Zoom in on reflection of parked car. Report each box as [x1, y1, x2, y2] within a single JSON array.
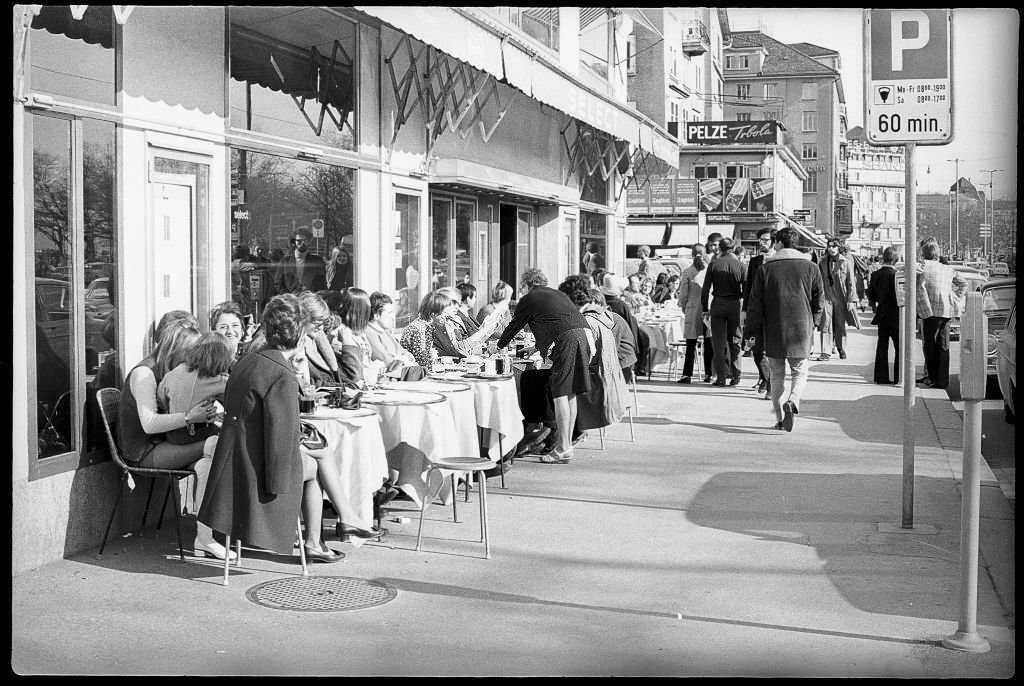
[[948, 266, 990, 340], [36, 276, 112, 373], [979, 277, 1016, 380], [989, 261, 1010, 277]]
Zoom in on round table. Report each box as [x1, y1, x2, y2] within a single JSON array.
[[639, 313, 685, 372], [299, 406, 390, 546]]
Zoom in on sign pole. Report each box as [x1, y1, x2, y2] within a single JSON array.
[[902, 143, 917, 528]]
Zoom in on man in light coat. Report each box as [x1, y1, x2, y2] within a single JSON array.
[[743, 226, 824, 432], [916, 237, 968, 389], [817, 237, 857, 359]]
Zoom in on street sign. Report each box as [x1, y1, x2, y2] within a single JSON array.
[[864, 9, 953, 145], [978, 223, 991, 238], [311, 218, 325, 238]]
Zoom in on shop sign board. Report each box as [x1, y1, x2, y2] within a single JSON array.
[[674, 178, 698, 213], [649, 177, 674, 214], [864, 9, 953, 145], [685, 121, 783, 145]]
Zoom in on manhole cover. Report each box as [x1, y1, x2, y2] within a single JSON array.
[[245, 576, 397, 612]]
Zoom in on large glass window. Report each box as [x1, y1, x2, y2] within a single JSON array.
[[229, 7, 356, 151], [230, 149, 355, 314], [581, 169, 609, 205], [578, 8, 610, 79], [29, 5, 116, 107], [431, 197, 452, 290], [393, 193, 421, 328], [32, 114, 118, 461], [579, 211, 606, 276]]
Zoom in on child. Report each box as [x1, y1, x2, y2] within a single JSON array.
[[157, 332, 232, 446]]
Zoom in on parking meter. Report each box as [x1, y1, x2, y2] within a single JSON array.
[[960, 292, 987, 400]]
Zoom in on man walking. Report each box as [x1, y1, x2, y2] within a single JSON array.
[[743, 226, 824, 432], [916, 237, 967, 389], [818, 237, 857, 359], [701, 237, 745, 386], [274, 228, 327, 295], [866, 247, 900, 384], [743, 227, 775, 395]]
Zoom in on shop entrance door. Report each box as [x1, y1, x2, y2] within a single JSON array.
[[499, 204, 534, 289], [148, 180, 195, 317]]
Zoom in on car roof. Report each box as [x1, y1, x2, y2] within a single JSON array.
[[980, 277, 1017, 291]]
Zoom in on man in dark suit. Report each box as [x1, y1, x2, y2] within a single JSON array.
[[866, 246, 901, 384], [702, 237, 746, 386], [743, 227, 775, 394], [274, 228, 327, 295]]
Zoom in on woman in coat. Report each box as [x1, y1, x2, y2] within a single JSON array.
[[675, 245, 713, 383], [198, 294, 342, 562], [818, 238, 857, 359]]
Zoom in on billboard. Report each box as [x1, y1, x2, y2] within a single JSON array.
[[685, 121, 783, 145], [628, 177, 774, 215]]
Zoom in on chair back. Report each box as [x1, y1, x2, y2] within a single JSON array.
[[95, 387, 133, 472]]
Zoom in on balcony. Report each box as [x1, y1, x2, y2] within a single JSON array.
[[681, 20, 710, 56]]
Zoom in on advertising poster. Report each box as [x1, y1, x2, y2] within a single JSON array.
[[750, 178, 774, 212], [626, 184, 650, 213], [698, 178, 723, 212], [649, 177, 674, 214], [674, 178, 699, 213], [723, 178, 751, 212]]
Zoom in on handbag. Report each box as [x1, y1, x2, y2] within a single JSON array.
[[844, 303, 862, 330], [339, 381, 363, 410], [299, 420, 328, 450]]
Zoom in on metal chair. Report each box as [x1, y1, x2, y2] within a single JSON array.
[[417, 456, 495, 559], [665, 341, 688, 379], [222, 518, 307, 586], [95, 387, 193, 560]]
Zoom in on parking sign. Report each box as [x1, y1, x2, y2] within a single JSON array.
[[864, 9, 953, 145]]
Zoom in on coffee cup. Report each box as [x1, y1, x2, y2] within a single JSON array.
[[484, 358, 497, 375]]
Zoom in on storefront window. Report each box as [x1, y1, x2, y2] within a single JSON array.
[[229, 7, 356, 151], [29, 5, 116, 107], [230, 149, 355, 315], [431, 197, 452, 290], [32, 114, 118, 460], [394, 193, 421, 328], [580, 211, 606, 276], [580, 170, 608, 205], [455, 201, 474, 284]]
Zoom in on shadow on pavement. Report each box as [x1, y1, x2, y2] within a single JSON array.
[[686, 471, 1008, 626]]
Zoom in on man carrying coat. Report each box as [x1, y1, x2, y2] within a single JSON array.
[[743, 226, 824, 432]]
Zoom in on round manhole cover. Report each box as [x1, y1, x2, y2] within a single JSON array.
[[245, 576, 397, 612]]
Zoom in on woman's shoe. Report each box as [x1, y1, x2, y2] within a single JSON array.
[[676, 376, 691, 384], [537, 447, 570, 464], [336, 523, 385, 542], [194, 538, 237, 561], [304, 542, 344, 563]]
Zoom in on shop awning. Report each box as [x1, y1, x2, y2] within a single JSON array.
[[355, 5, 678, 168], [778, 214, 828, 248]]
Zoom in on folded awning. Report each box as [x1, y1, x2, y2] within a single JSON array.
[[778, 214, 828, 248], [355, 5, 677, 168]]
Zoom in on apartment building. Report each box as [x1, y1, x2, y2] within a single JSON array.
[[844, 126, 905, 256]]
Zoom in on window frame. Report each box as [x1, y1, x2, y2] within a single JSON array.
[[801, 142, 818, 159], [801, 81, 817, 100], [736, 83, 751, 101], [801, 110, 817, 132]]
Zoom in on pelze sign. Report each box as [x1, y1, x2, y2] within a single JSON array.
[[685, 121, 782, 145]]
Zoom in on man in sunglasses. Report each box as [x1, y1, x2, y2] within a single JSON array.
[[274, 227, 327, 295]]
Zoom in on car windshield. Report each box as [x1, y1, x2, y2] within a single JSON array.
[[983, 287, 1016, 313]]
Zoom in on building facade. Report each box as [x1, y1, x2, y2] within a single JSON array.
[[12, 5, 678, 573], [721, 32, 852, 237], [844, 126, 905, 256]]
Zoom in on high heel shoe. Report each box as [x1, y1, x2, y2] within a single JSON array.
[[336, 523, 386, 542], [194, 538, 237, 561], [303, 541, 345, 563], [538, 447, 572, 464]]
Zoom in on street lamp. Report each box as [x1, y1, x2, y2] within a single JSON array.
[[980, 169, 1002, 260], [947, 158, 960, 257]]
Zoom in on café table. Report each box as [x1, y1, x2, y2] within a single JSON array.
[[360, 387, 464, 509], [638, 309, 685, 374], [298, 405, 390, 546], [427, 369, 525, 462]]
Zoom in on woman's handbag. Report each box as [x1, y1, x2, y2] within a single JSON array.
[[339, 382, 364, 410], [844, 303, 862, 330], [299, 420, 328, 450]]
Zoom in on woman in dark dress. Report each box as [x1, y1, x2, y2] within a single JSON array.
[[198, 294, 342, 563], [496, 268, 594, 463]]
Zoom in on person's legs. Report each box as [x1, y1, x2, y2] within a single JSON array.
[[710, 314, 728, 382], [873, 328, 891, 383], [725, 301, 742, 381], [932, 317, 951, 388], [767, 357, 786, 423], [552, 394, 576, 454], [702, 325, 714, 379], [752, 338, 767, 387], [681, 338, 696, 377], [300, 454, 325, 549], [921, 316, 938, 382], [787, 357, 810, 411], [832, 299, 847, 355], [892, 327, 900, 384]]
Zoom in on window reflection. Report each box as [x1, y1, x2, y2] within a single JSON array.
[[431, 197, 451, 290], [230, 149, 356, 316], [229, 8, 356, 150], [394, 193, 421, 329], [30, 5, 115, 107]]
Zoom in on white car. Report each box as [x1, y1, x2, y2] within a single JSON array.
[[997, 303, 1015, 422]]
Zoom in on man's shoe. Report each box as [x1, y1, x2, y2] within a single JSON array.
[[772, 421, 785, 430], [839, 350, 847, 360], [729, 377, 741, 386], [676, 376, 691, 384], [712, 379, 727, 387], [781, 401, 795, 432], [516, 425, 551, 455], [703, 375, 713, 383]]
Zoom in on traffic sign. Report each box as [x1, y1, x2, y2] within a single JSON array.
[[864, 9, 953, 145], [311, 218, 325, 238]]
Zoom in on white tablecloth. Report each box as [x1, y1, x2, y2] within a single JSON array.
[[461, 376, 525, 461], [362, 388, 464, 509], [639, 314, 685, 370], [299, 406, 390, 546]]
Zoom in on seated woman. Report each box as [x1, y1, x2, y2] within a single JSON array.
[[320, 287, 385, 387], [198, 294, 344, 563], [652, 274, 680, 304], [400, 291, 449, 367], [365, 292, 427, 381], [157, 332, 231, 449], [631, 276, 656, 311], [475, 281, 514, 340], [432, 286, 509, 360], [118, 311, 230, 559], [296, 291, 341, 386], [209, 300, 249, 366]]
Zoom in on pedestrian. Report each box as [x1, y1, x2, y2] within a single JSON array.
[[274, 228, 327, 295], [701, 236, 745, 386], [743, 226, 824, 432], [817, 237, 857, 359], [743, 227, 775, 395], [916, 237, 968, 389], [600, 273, 647, 378], [581, 241, 605, 276], [867, 247, 901, 384], [675, 244, 713, 384], [496, 268, 594, 463], [324, 245, 353, 291]]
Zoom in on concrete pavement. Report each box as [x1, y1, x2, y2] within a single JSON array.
[[11, 315, 1014, 676]]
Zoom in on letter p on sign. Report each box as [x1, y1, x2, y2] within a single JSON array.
[[890, 10, 929, 71]]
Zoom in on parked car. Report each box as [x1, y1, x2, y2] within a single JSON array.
[[949, 266, 991, 340], [996, 302, 1015, 422], [989, 261, 1010, 277], [979, 277, 1016, 380]]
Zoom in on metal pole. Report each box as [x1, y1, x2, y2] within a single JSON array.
[[902, 143, 917, 528], [942, 399, 991, 652]]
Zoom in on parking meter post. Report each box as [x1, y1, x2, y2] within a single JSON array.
[[901, 143, 917, 529], [943, 292, 991, 653]]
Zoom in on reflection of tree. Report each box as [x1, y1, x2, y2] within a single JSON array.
[[33, 150, 70, 262], [296, 164, 354, 249], [83, 142, 115, 265]]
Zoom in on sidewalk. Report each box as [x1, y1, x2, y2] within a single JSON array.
[[11, 321, 1014, 677]]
